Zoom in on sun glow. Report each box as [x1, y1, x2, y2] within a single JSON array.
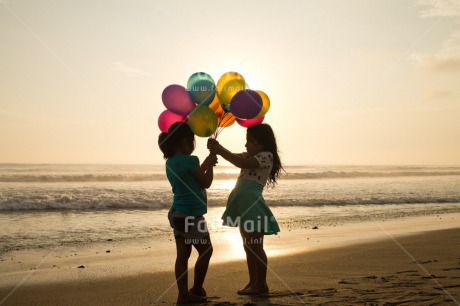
[[218, 231, 246, 260], [213, 179, 237, 191]]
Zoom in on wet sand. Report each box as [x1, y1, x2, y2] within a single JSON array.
[[1, 214, 459, 305]]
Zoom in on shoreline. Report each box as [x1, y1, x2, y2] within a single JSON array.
[[1, 213, 460, 305], [2, 203, 459, 255]]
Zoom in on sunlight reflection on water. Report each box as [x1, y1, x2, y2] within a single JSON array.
[[211, 179, 237, 191]]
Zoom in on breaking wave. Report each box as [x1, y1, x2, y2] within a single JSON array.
[[1, 170, 460, 182], [1, 194, 459, 211]]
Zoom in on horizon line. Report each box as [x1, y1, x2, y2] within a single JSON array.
[[1, 162, 460, 167]]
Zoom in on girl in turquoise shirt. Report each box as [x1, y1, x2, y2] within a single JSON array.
[[159, 122, 217, 304]]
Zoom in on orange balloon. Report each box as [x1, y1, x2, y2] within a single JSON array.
[[215, 106, 236, 127], [220, 115, 236, 127], [208, 95, 220, 111]]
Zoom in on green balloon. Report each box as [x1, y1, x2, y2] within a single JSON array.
[[187, 72, 216, 106], [188, 105, 218, 137]]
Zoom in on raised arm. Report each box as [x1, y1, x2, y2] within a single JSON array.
[[192, 154, 217, 189], [208, 139, 259, 169]]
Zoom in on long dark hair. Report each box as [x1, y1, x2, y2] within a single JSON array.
[[247, 123, 284, 187], [158, 122, 195, 159]]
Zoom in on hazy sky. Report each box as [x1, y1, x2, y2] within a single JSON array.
[[1, 0, 459, 165]]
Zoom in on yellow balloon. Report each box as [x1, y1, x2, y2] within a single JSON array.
[[188, 106, 218, 137], [255, 90, 270, 118], [217, 72, 245, 105]]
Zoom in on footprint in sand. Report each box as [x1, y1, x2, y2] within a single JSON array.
[[395, 270, 418, 274], [443, 267, 460, 271], [421, 274, 446, 279]]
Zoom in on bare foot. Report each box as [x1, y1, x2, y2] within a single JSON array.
[[189, 287, 206, 297], [237, 285, 269, 296], [237, 282, 255, 295], [177, 292, 207, 304]]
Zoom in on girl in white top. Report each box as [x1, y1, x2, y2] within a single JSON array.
[[208, 123, 284, 296]]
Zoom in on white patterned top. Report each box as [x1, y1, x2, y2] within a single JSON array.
[[238, 151, 273, 186]]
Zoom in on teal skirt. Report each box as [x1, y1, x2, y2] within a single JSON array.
[[221, 178, 280, 235]]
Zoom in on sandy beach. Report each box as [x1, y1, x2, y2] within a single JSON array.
[[1, 213, 459, 305]]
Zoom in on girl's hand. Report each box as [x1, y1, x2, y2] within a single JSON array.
[[202, 154, 218, 168], [207, 139, 218, 149], [207, 139, 224, 155], [206, 154, 218, 167]]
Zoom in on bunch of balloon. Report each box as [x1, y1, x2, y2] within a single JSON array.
[[216, 72, 270, 133], [158, 72, 218, 137], [157, 71, 270, 139]]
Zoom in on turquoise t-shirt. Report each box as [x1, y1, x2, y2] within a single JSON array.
[[165, 155, 207, 216]]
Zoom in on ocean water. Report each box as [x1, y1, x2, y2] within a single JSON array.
[[0, 164, 459, 253]]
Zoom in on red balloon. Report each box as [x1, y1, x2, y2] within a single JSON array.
[[162, 84, 195, 115], [158, 110, 186, 133], [236, 116, 264, 128]]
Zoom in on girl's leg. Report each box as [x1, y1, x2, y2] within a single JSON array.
[[239, 231, 268, 294], [190, 238, 213, 295], [249, 232, 268, 291], [175, 237, 206, 303], [175, 237, 191, 297], [239, 227, 257, 292]]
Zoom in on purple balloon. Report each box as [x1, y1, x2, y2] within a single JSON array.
[[158, 110, 187, 133], [230, 90, 263, 119], [236, 116, 264, 128], [162, 84, 195, 116]]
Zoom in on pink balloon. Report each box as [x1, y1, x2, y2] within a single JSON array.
[[162, 84, 195, 115], [158, 110, 187, 133], [236, 116, 264, 128], [230, 90, 263, 119]]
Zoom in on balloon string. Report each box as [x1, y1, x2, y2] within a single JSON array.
[[214, 114, 221, 139], [220, 113, 231, 126], [216, 112, 225, 139], [215, 125, 224, 138], [216, 117, 225, 138], [213, 111, 233, 139], [214, 113, 224, 139], [219, 113, 233, 133], [220, 113, 232, 128]]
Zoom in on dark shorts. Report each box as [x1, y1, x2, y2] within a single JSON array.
[[168, 208, 210, 243]]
